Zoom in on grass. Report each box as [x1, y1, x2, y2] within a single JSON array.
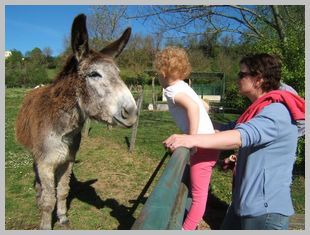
[[5, 88, 304, 230]]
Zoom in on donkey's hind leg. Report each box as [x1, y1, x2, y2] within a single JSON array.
[[55, 161, 73, 228], [37, 162, 56, 230]]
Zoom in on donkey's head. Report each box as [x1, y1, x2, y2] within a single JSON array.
[[71, 14, 137, 127]]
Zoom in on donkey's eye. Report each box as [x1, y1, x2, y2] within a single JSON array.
[[88, 71, 102, 78]]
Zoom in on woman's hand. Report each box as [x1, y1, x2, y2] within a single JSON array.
[[164, 130, 241, 152], [163, 134, 194, 152]]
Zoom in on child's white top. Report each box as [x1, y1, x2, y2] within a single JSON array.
[[164, 80, 215, 134]]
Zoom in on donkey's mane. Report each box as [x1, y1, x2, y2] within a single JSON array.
[[53, 54, 79, 84]]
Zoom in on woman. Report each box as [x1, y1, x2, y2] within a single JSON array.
[[163, 53, 305, 230]]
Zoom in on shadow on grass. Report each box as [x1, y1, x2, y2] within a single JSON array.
[[203, 188, 229, 230], [52, 162, 229, 230], [51, 151, 171, 230], [63, 173, 136, 229]]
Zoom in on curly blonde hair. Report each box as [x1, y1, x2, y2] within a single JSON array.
[[154, 47, 192, 80]]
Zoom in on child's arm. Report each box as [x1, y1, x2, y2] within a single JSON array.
[[201, 99, 210, 113], [174, 92, 199, 135]]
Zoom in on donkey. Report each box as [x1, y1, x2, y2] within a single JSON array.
[[15, 14, 137, 230]]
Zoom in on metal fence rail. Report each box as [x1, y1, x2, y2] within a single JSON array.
[[131, 147, 190, 230]]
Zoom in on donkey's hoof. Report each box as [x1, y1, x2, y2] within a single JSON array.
[[58, 220, 71, 230], [39, 223, 52, 230]]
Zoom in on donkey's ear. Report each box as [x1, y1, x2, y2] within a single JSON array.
[[100, 27, 131, 58], [71, 14, 89, 61]]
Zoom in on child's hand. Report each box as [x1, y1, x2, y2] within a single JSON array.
[[190, 147, 197, 155], [221, 154, 237, 172]]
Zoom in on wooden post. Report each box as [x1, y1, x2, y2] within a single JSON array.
[[129, 87, 144, 153], [151, 76, 157, 110], [82, 118, 91, 137]]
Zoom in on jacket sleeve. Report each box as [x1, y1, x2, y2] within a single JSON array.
[[235, 103, 287, 148]]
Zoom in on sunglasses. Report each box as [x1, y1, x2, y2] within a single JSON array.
[[237, 71, 256, 79]]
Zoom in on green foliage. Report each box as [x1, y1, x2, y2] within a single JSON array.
[[5, 50, 24, 87], [25, 47, 46, 65], [5, 68, 24, 88], [5, 48, 57, 87], [240, 6, 305, 97], [187, 49, 210, 71], [24, 64, 49, 86], [121, 71, 154, 87], [117, 34, 156, 74], [294, 136, 305, 175], [222, 82, 250, 112]]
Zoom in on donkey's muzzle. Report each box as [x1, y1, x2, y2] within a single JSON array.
[[114, 105, 138, 128]]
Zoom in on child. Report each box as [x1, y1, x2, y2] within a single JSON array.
[[154, 47, 219, 230]]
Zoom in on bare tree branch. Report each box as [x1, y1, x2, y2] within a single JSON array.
[[88, 6, 128, 41], [125, 5, 284, 42], [271, 5, 287, 43]]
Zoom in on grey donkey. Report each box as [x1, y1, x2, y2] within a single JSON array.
[[15, 14, 137, 229]]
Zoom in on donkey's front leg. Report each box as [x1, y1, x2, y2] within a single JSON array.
[[55, 161, 73, 228], [33, 162, 42, 207], [37, 163, 56, 230]]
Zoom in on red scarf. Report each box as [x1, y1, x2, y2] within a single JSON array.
[[237, 90, 305, 124]]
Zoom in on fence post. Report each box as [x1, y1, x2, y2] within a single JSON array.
[[129, 87, 144, 153], [82, 118, 91, 137], [151, 76, 157, 110], [131, 147, 190, 229]]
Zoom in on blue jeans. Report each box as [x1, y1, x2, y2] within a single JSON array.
[[221, 205, 290, 230]]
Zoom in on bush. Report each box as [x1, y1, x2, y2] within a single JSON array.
[[5, 49, 53, 87], [121, 72, 152, 86], [5, 68, 24, 87], [222, 83, 250, 112], [294, 136, 305, 175]]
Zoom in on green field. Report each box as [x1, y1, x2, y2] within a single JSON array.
[[5, 88, 304, 230]]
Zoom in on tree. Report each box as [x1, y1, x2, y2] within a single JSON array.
[[88, 6, 128, 43], [5, 50, 24, 87], [42, 47, 53, 58], [25, 47, 46, 66], [60, 6, 131, 59], [118, 33, 157, 73], [239, 6, 305, 96], [43, 47, 57, 69], [5, 48, 50, 87], [127, 5, 305, 95], [129, 6, 295, 46]]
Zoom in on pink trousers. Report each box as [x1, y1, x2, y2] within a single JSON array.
[[182, 148, 219, 230]]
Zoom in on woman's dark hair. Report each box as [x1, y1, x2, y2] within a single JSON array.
[[240, 53, 281, 92]]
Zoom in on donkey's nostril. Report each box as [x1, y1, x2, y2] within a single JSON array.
[[121, 107, 129, 119]]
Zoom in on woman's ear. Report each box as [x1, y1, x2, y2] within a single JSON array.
[[254, 76, 264, 88]]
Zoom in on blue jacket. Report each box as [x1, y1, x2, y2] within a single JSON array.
[[233, 103, 298, 216]]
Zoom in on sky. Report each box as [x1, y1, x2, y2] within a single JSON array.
[[5, 5, 282, 57], [5, 5, 150, 56]]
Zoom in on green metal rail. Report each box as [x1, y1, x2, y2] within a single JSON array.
[[131, 147, 190, 230]]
